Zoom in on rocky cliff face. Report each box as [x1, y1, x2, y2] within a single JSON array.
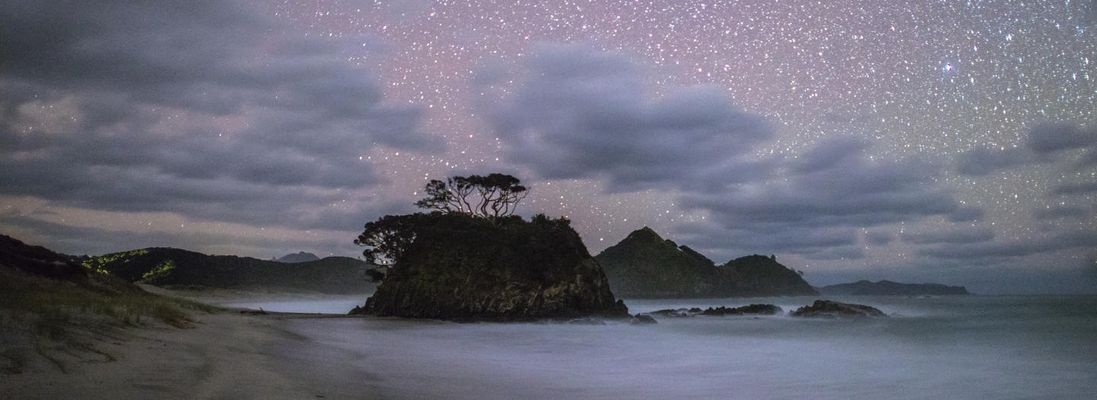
[[596, 227, 818, 298], [354, 215, 629, 321]]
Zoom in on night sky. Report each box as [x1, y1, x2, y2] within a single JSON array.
[[2, 1, 1094, 293]]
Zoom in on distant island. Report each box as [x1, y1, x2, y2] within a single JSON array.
[[275, 251, 321, 263], [816, 280, 970, 296], [595, 227, 818, 298], [83, 248, 374, 294]]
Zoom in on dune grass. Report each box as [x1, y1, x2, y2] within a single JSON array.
[[0, 267, 220, 373]]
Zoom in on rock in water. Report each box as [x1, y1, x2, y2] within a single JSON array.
[[701, 304, 784, 316], [789, 300, 887, 318], [354, 214, 630, 321]]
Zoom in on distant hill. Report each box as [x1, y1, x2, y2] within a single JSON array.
[[0, 234, 144, 295], [817, 280, 970, 296], [595, 227, 817, 298], [593, 227, 718, 297], [276, 251, 321, 263], [83, 248, 374, 294]]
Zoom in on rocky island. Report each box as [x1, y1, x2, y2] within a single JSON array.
[[595, 227, 818, 298], [816, 280, 970, 296], [350, 174, 630, 321]]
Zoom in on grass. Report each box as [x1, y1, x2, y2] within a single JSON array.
[[0, 267, 221, 374]]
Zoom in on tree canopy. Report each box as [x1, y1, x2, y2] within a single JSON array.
[[414, 173, 529, 219], [356, 174, 531, 282]]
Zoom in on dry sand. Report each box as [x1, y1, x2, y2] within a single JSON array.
[[1, 310, 387, 400]]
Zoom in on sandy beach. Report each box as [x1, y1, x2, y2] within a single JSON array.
[[2, 310, 384, 400], [7, 294, 1097, 400]]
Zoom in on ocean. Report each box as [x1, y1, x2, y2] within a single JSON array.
[[236, 295, 1097, 399]]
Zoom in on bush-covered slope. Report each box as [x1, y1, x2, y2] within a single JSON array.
[[355, 213, 630, 321], [596, 228, 818, 298], [84, 248, 373, 294]]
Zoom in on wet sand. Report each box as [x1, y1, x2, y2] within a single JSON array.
[[2, 311, 385, 400]]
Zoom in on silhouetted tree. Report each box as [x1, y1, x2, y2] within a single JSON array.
[[415, 173, 529, 220], [354, 213, 426, 281]]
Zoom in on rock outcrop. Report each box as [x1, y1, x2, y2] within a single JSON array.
[[595, 227, 818, 298], [352, 214, 630, 321], [789, 300, 887, 318], [646, 304, 783, 318], [816, 280, 970, 296]]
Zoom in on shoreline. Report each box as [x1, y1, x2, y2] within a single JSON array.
[[2, 309, 382, 399]]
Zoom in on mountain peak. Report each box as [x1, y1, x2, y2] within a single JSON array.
[[276, 251, 320, 263], [626, 226, 663, 242]]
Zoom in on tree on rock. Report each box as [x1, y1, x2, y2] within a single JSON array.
[[415, 173, 529, 220]]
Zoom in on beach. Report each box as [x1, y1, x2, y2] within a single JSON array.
[[3, 311, 368, 399], [6, 295, 1097, 399]]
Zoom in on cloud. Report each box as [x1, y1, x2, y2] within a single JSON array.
[[864, 230, 895, 245], [957, 122, 1097, 176], [1026, 123, 1097, 153], [1032, 205, 1091, 221], [684, 137, 961, 228], [0, 1, 436, 229], [482, 43, 775, 192], [902, 227, 996, 245], [956, 147, 1034, 176], [482, 45, 978, 262], [917, 230, 1097, 264], [1052, 182, 1097, 195]]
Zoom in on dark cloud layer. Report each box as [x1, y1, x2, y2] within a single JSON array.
[[483, 44, 775, 192], [486, 44, 986, 260], [0, 0, 435, 229], [958, 123, 1097, 176], [480, 44, 1095, 292]]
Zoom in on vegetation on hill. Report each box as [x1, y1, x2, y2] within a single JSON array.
[[596, 227, 818, 298], [0, 235, 217, 373], [593, 227, 718, 297], [81, 248, 374, 294], [352, 174, 629, 321]]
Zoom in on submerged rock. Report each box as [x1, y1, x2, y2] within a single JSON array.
[[647, 304, 783, 318], [647, 308, 698, 318], [630, 314, 658, 325], [789, 300, 887, 318]]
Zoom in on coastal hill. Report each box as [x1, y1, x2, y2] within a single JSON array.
[[595, 227, 818, 298], [592, 227, 718, 297], [817, 280, 970, 296], [353, 213, 630, 321], [84, 248, 374, 294], [1, 234, 215, 374]]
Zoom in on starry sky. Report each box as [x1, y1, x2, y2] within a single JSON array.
[[1, 0, 1095, 294]]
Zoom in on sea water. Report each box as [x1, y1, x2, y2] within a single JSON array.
[[262, 296, 1097, 399]]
